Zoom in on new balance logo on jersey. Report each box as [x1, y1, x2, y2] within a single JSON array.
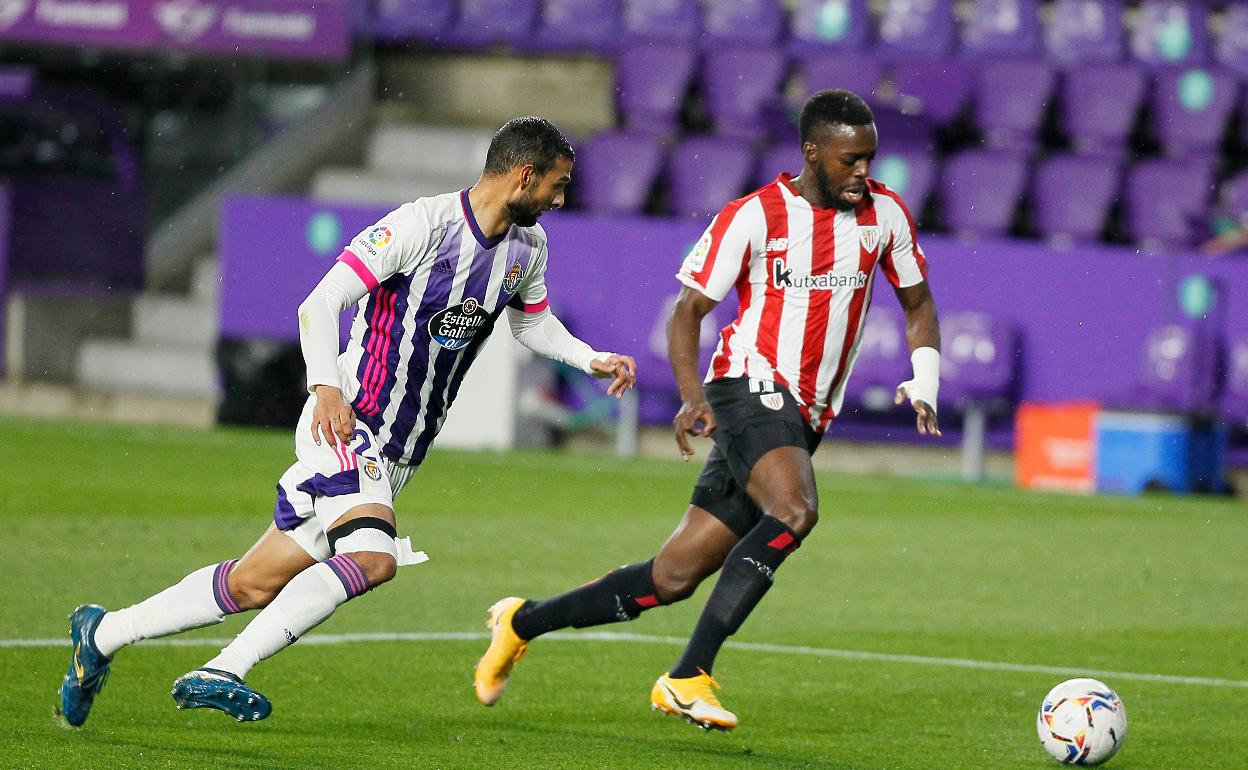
[[765, 237, 788, 253], [433, 259, 454, 273], [771, 258, 868, 290]]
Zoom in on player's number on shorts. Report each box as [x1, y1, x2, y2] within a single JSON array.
[[351, 429, 374, 458]]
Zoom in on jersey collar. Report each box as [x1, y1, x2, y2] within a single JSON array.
[[460, 188, 506, 250]]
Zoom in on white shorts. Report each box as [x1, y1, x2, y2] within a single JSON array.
[[273, 396, 419, 561]]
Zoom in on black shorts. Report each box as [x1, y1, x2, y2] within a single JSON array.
[[689, 377, 822, 538]]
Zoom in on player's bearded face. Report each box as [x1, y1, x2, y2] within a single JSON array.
[[507, 158, 573, 227], [811, 123, 878, 211]]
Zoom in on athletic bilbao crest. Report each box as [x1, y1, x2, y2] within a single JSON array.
[[428, 297, 488, 350], [760, 393, 784, 411], [502, 262, 524, 294], [858, 225, 881, 253]]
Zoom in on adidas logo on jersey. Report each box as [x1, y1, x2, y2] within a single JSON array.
[[433, 259, 454, 273], [765, 238, 788, 253], [771, 257, 868, 290]]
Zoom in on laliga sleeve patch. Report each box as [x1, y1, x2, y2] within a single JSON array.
[[683, 231, 713, 273], [353, 222, 397, 264]]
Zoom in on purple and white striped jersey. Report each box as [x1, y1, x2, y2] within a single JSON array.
[[333, 189, 550, 466]]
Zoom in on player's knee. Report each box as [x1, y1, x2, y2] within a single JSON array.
[[770, 501, 818, 538], [328, 515, 400, 588], [227, 569, 285, 610], [345, 551, 398, 587], [651, 559, 706, 603]]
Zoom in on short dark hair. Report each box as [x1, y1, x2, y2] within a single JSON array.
[[482, 116, 575, 177], [799, 89, 875, 143]]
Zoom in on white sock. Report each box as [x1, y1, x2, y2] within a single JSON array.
[[203, 554, 368, 680], [93, 560, 243, 658]]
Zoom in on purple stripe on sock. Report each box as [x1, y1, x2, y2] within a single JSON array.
[[325, 554, 368, 598], [212, 559, 241, 614]]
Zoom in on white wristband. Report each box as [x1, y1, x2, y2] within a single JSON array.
[[899, 346, 940, 413]]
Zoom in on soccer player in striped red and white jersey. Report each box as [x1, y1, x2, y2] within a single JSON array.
[[476, 91, 942, 731], [57, 118, 637, 727]]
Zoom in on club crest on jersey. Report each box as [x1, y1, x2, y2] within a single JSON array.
[[363, 460, 382, 482], [428, 297, 488, 351], [502, 262, 524, 294], [771, 257, 869, 290], [858, 225, 881, 253], [760, 393, 784, 411]]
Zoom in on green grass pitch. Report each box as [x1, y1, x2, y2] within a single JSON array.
[[2, 418, 1245, 769]]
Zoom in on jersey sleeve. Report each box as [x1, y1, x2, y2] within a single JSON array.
[[507, 238, 550, 314], [338, 203, 430, 289], [675, 196, 762, 302], [877, 191, 929, 289]]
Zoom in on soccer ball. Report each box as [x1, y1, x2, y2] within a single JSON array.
[[1036, 678, 1128, 766]]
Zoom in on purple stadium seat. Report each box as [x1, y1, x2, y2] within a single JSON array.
[[532, 0, 621, 54], [575, 131, 664, 214], [702, 47, 789, 140], [846, 304, 910, 412], [1214, 5, 1248, 80], [1033, 154, 1121, 246], [790, 0, 873, 55], [444, 0, 538, 48], [616, 42, 697, 136], [974, 60, 1056, 152], [960, 0, 1042, 60], [1125, 159, 1215, 251], [703, 0, 784, 47], [872, 146, 937, 216], [668, 136, 756, 219], [1130, 0, 1211, 68], [1060, 63, 1147, 158], [873, 106, 936, 151], [939, 312, 1018, 409], [1222, 336, 1248, 425], [622, 0, 700, 44], [1044, 0, 1124, 66], [875, 0, 955, 60], [892, 59, 974, 125], [754, 143, 804, 189], [942, 150, 1029, 238], [798, 52, 884, 103], [372, 0, 454, 43], [1152, 66, 1241, 159]]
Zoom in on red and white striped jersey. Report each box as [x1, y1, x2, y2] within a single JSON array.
[[676, 173, 928, 430]]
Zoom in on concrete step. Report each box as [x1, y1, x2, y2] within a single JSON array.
[[190, 258, 220, 305], [131, 295, 217, 347], [367, 124, 494, 179], [77, 340, 217, 399], [310, 168, 470, 206]]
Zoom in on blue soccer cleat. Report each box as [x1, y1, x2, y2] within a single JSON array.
[[171, 668, 272, 722], [56, 604, 112, 728]]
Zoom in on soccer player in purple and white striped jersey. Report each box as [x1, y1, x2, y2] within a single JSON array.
[[56, 117, 636, 727]]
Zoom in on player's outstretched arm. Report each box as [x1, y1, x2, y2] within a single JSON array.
[[668, 287, 719, 460], [892, 280, 941, 437], [507, 307, 637, 398]]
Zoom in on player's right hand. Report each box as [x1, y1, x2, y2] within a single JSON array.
[[312, 385, 356, 447], [673, 399, 716, 461]]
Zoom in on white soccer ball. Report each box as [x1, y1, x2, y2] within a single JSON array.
[[1036, 678, 1127, 766]]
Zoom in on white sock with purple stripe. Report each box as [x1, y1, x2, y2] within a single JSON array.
[[202, 555, 368, 679], [93, 560, 243, 658]]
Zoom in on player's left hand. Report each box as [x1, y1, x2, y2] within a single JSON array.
[[895, 384, 941, 437], [590, 354, 637, 398]]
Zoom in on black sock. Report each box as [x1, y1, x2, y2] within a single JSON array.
[[669, 515, 801, 678], [511, 559, 663, 640]]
